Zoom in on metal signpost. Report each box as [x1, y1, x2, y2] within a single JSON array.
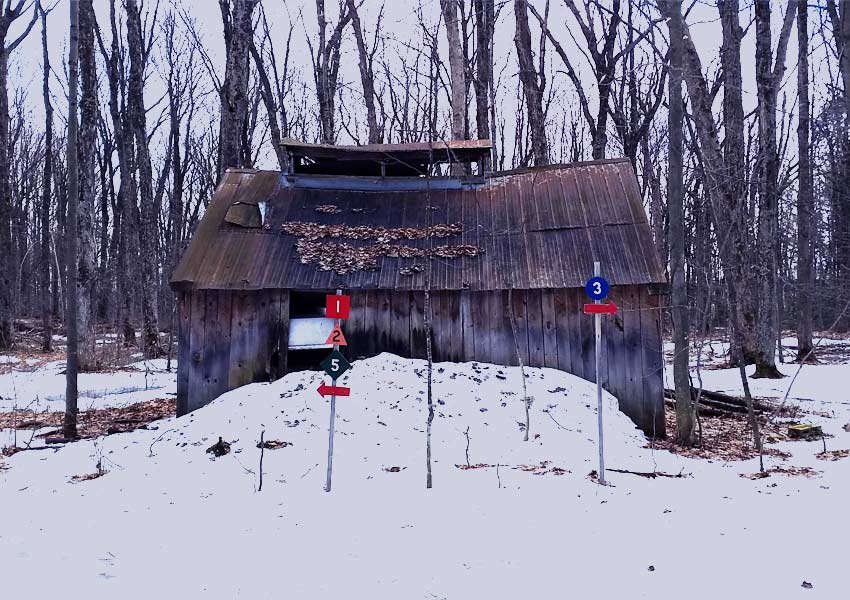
[[319, 290, 351, 492], [583, 262, 618, 485]]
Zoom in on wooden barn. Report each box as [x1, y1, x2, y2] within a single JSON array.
[[170, 140, 667, 437]]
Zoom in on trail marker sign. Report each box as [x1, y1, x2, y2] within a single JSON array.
[[585, 276, 609, 301], [585, 264, 611, 486], [325, 325, 348, 346], [583, 302, 618, 315], [321, 349, 350, 379], [317, 383, 350, 397], [326, 294, 350, 319]]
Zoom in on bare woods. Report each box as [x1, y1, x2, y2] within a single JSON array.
[[0, 1, 848, 447]]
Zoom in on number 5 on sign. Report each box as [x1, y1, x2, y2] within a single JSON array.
[[326, 294, 350, 319]]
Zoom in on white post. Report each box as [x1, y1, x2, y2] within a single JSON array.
[[594, 261, 606, 485], [325, 288, 342, 492]]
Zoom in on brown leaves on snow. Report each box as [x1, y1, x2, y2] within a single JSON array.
[[815, 449, 850, 461], [257, 439, 292, 450], [739, 465, 821, 479], [0, 398, 175, 440]]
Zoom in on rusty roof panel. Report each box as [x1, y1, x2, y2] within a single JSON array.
[[171, 160, 666, 292]]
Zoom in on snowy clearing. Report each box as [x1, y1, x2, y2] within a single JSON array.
[[0, 358, 176, 413], [1, 353, 849, 598]]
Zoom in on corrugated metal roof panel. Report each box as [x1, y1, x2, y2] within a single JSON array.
[[171, 161, 666, 291]]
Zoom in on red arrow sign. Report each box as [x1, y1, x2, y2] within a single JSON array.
[[583, 302, 618, 315], [317, 383, 351, 397]]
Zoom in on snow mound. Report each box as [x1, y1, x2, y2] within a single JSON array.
[[4, 353, 647, 493]]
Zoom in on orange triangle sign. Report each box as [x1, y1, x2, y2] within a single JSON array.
[[325, 325, 348, 346]]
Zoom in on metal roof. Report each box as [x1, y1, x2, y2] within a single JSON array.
[[170, 159, 666, 292]]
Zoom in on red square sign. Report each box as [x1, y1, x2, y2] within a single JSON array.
[[326, 294, 350, 319]]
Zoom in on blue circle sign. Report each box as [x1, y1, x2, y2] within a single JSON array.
[[585, 276, 609, 300]]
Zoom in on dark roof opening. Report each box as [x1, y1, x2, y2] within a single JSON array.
[[281, 138, 493, 177]]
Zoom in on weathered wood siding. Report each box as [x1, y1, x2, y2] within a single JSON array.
[[177, 285, 665, 437]]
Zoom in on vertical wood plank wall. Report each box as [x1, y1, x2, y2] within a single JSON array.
[[177, 286, 665, 437]]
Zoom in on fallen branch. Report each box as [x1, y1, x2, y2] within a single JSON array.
[[606, 468, 689, 479]]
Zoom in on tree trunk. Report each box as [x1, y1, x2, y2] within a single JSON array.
[[65, 0, 80, 440], [441, 0, 466, 144], [664, 0, 693, 445], [473, 0, 494, 150], [718, 0, 757, 366], [126, 0, 161, 357], [0, 3, 37, 349], [796, 0, 815, 361], [513, 0, 548, 166], [828, 2, 850, 332], [77, 0, 97, 370], [753, 1, 793, 379], [40, 5, 52, 353], [0, 47, 11, 349], [101, 0, 137, 348], [218, 0, 257, 177], [346, 0, 381, 145]]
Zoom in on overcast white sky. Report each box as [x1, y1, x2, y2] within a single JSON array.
[[4, 0, 834, 170]]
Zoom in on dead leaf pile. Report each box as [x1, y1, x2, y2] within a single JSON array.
[[282, 221, 463, 242], [815, 449, 850, 461], [314, 205, 342, 214], [740, 465, 821, 479], [70, 471, 106, 483], [294, 239, 483, 275], [257, 439, 291, 450], [0, 398, 175, 440], [652, 400, 791, 461]]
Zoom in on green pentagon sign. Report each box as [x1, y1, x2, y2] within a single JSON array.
[[321, 350, 350, 379]]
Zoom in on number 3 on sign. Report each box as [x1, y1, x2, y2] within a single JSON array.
[[585, 276, 609, 301]]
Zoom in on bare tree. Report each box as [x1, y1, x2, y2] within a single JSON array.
[[441, 0, 467, 144], [219, 0, 257, 176], [0, 0, 37, 349], [752, 0, 794, 378], [77, 0, 98, 370], [97, 0, 137, 348], [65, 0, 81, 440], [126, 0, 162, 357], [39, 2, 53, 353], [796, 0, 815, 361], [513, 0, 548, 166], [309, 0, 352, 144], [659, 0, 763, 454], [661, 0, 691, 445], [826, 1, 850, 332], [346, 0, 382, 144]]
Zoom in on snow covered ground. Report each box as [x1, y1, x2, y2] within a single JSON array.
[[1, 353, 849, 598], [0, 358, 176, 412]]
